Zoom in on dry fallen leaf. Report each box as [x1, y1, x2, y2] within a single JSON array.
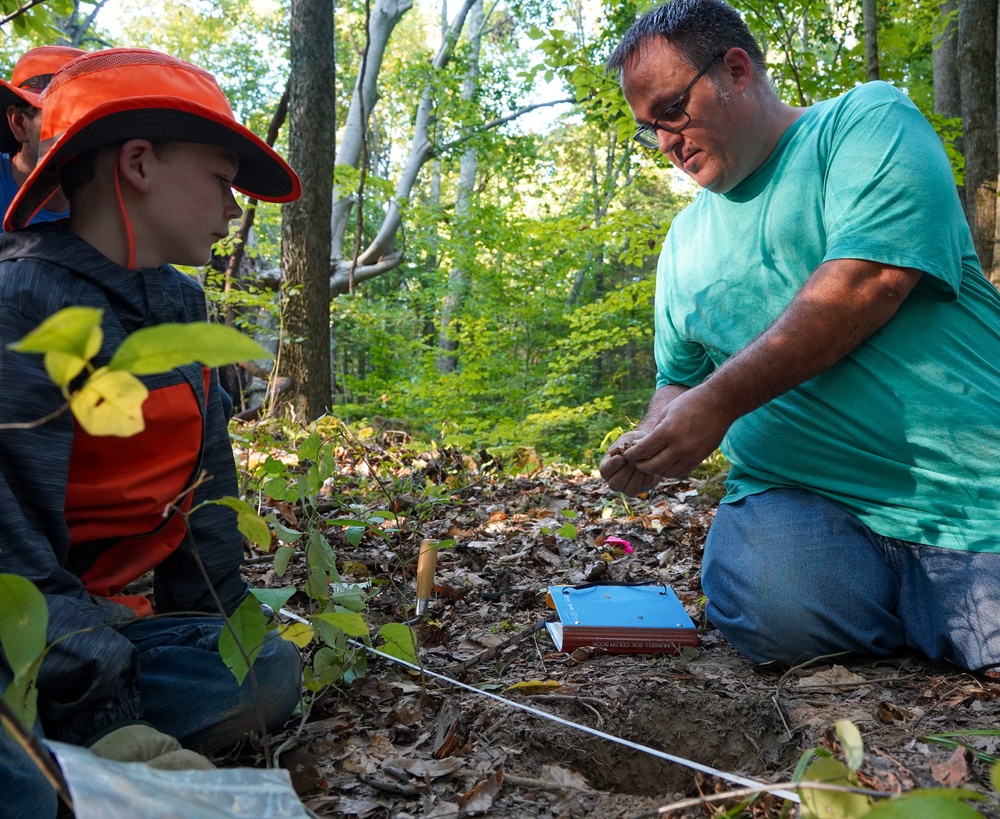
[[929, 746, 970, 787], [458, 767, 505, 815]]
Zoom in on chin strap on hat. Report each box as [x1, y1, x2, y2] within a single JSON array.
[[113, 161, 136, 269]]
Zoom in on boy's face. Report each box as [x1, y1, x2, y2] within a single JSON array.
[[143, 141, 242, 267]]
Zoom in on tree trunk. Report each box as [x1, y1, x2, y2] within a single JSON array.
[[862, 0, 879, 81], [933, 0, 963, 210], [958, 0, 997, 277], [329, 0, 479, 295], [437, 0, 483, 373], [282, 0, 335, 420], [329, 0, 413, 261]]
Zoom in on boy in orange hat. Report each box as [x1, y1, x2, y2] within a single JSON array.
[[0, 45, 85, 222], [0, 49, 302, 818]]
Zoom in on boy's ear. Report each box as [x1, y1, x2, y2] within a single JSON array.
[[7, 106, 30, 145], [117, 139, 157, 193]]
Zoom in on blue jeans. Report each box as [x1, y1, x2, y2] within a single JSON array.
[[0, 615, 301, 819], [702, 488, 1000, 670]]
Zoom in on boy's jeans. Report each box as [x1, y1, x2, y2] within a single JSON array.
[[703, 488, 1000, 671], [0, 615, 301, 819]]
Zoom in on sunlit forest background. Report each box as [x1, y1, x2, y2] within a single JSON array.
[[0, 0, 987, 467]]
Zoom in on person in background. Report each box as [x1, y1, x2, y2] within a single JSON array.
[[0, 48, 303, 819], [600, 0, 1000, 675], [0, 45, 84, 221]]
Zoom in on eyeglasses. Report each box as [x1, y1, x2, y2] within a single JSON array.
[[632, 53, 725, 149]]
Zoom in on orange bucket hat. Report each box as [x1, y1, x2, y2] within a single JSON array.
[[5, 48, 301, 231], [0, 45, 86, 153]]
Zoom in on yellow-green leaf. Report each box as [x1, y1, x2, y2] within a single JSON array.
[[377, 623, 418, 665], [836, 720, 865, 772], [208, 497, 271, 550], [43, 350, 88, 388], [69, 368, 148, 437], [108, 322, 272, 375], [799, 756, 871, 819], [9, 306, 102, 360], [278, 621, 314, 648], [992, 761, 1000, 796], [313, 610, 368, 638], [504, 679, 563, 694]]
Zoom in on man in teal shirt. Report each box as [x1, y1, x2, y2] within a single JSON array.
[[600, 0, 1000, 672]]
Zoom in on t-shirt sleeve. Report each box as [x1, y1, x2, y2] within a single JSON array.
[[653, 244, 715, 389], [821, 84, 965, 299]]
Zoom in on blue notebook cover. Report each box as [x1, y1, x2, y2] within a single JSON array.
[[545, 584, 698, 654]]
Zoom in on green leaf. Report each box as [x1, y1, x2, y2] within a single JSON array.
[[9, 306, 103, 360], [218, 596, 266, 686], [274, 545, 295, 577], [263, 477, 291, 502], [261, 455, 287, 474], [377, 623, 418, 665], [208, 497, 271, 550], [306, 529, 336, 572], [865, 791, 985, 818], [107, 322, 272, 375], [345, 526, 365, 547], [313, 610, 368, 639], [4, 653, 45, 730], [992, 761, 1000, 797], [799, 756, 871, 819], [836, 720, 865, 772], [69, 368, 148, 437], [0, 575, 48, 730], [265, 513, 303, 544], [556, 523, 577, 538], [329, 582, 367, 612], [305, 566, 331, 601], [297, 433, 321, 461], [249, 586, 297, 612], [0, 574, 47, 678]]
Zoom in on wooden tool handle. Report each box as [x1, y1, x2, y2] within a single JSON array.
[[415, 538, 438, 614]]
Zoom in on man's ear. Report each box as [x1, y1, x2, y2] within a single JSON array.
[[7, 106, 30, 145], [117, 139, 157, 193], [720, 48, 754, 93]]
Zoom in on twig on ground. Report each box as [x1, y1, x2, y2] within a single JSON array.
[[627, 779, 895, 818], [524, 693, 606, 724]]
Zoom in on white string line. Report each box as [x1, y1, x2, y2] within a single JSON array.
[[307, 619, 801, 804]]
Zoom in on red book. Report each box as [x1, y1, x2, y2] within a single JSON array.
[[545, 584, 698, 654]]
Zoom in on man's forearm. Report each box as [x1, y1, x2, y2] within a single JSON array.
[[701, 258, 921, 421]]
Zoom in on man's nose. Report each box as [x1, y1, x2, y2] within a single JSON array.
[[657, 128, 683, 155]]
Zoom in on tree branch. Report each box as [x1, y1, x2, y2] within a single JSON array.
[[435, 96, 578, 155]]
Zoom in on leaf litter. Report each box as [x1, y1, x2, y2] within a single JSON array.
[[232, 435, 1000, 818]]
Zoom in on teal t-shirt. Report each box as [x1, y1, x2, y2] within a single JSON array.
[[654, 81, 1000, 552]]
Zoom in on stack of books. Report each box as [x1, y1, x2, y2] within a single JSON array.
[[545, 583, 698, 654]]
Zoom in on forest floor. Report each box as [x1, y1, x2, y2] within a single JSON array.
[[232, 435, 1000, 818]]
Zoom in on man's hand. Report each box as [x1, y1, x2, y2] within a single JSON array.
[[599, 429, 663, 496], [88, 723, 215, 770], [622, 385, 733, 479]]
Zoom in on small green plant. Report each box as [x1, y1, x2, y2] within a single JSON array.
[[787, 720, 993, 819]]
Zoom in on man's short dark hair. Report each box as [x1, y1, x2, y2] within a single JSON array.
[[606, 0, 768, 80]]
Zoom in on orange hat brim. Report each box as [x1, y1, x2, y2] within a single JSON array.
[[5, 95, 301, 231]]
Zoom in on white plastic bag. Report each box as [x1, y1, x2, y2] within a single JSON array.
[[47, 741, 310, 819]]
